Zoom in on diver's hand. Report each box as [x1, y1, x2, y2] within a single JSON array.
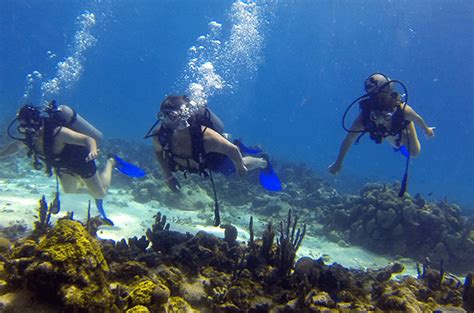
[[328, 162, 342, 175], [85, 149, 99, 162], [425, 127, 436, 139], [237, 164, 248, 177], [165, 175, 181, 192]]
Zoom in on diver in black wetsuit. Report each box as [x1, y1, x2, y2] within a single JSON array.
[[329, 73, 436, 176], [0, 103, 117, 224]]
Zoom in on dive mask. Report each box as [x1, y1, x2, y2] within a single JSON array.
[[370, 111, 393, 122]]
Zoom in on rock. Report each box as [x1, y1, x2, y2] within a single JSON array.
[[156, 265, 184, 294], [294, 257, 316, 279], [0, 237, 11, 253], [327, 230, 342, 243], [391, 224, 404, 237], [167, 296, 197, 313], [309, 291, 335, 308], [152, 282, 170, 306], [366, 218, 377, 234], [220, 224, 238, 246], [431, 242, 449, 263], [432, 305, 467, 313], [0, 279, 8, 295], [376, 208, 397, 229], [180, 279, 206, 307], [463, 273, 474, 312]]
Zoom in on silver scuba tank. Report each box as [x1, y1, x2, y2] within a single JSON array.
[[197, 107, 224, 134], [46, 101, 103, 142]]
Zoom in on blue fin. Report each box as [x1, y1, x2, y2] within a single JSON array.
[[95, 199, 114, 226], [259, 159, 282, 192], [394, 145, 410, 158], [50, 192, 61, 214], [234, 139, 263, 155], [111, 154, 146, 178]]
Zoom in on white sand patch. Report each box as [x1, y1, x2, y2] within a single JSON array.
[[0, 176, 419, 276]]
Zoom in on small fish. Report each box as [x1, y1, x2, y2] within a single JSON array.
[[428, 192, 433, 196]]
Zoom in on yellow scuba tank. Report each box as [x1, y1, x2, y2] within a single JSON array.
[[46, 100, 103, 142]]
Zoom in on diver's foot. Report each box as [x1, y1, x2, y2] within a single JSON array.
[[106, 153, 117, 167], [260, 154, 270, 171]]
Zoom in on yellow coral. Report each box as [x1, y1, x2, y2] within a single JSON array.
[[129, 280, 157, 306], [126, 305, 150, 313], [167, 296, 198, 313], [33, 220, 116, 311], [38, 220, 109, 276]]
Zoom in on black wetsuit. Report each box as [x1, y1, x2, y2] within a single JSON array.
[[40, 119, 97, 178]]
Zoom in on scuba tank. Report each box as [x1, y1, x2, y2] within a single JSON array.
[[45, 100, 103, 142], [196, 106, 224, 134]]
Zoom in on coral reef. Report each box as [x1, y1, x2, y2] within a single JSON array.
[[317, 183, 474, 272], [4, 220, 117, 312], [0, 205, 470, 312]]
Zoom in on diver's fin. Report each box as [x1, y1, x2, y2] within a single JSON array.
[[259, 156, 282, 191], [393, 145, 410, 158], [234, 139, 263, 155], [95, 199, 114, 226], [50, 192, 61, 214], [109, 154, 146, 178]]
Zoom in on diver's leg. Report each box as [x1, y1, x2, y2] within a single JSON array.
[[82, 173, 114, 225], [402, 122, 421, 157], [243, 156, 267, 171], [99, 157, 116, 192], [82, 173, 107, 199], [59, 173, 88, 194]]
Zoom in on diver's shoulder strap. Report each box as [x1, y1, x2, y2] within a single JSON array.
[[189, 119, 207, 170]]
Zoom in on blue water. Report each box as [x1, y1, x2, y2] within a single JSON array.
[[1, 0, 473, 207]]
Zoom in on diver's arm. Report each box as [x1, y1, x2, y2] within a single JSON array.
[[0, 141, 24, 159], [152, 136, 180, 192], [203, 127, 247, 177], [56, 127, 98, 161], [328, 115, 364, 175], [403, 105, 435, 138]]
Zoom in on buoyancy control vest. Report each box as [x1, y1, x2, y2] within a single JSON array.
[[359, 97, 409, 146], [157, 107, 223, 175]]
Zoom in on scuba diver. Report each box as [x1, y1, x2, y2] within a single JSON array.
[[0, 101, 145, 225], [328, 73, 435, 196], [144, 95, 281, 226]]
